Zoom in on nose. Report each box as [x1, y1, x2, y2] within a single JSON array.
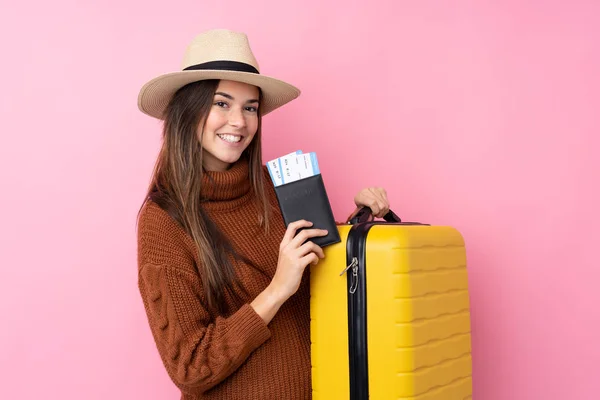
[[228, 107, 247, 129]]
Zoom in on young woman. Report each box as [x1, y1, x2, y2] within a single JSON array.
[[136, 29, 390, 399]]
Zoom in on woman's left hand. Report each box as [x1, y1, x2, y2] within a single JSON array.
[[352, 187, 390, 219]]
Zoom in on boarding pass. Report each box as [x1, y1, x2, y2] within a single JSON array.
[[267, 150, 321, 187]]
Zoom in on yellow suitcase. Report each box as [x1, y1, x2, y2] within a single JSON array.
[[310, 208, 473, 399]]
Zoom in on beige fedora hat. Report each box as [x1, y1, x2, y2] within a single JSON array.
[[138, 29, 301, 119]]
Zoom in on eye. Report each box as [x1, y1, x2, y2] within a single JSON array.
[[214, 101, 228, 108], [245, 105, 258, 113]]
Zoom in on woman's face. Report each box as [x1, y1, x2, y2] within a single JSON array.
[[199, 80, 260, 171]]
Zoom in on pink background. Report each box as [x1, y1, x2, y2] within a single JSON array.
[[1, 1, 598, 399]]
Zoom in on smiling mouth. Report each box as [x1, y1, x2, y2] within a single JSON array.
[[217, 134, 242, 143]]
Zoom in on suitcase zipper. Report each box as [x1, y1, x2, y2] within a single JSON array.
[[345, 223, 371, 400]]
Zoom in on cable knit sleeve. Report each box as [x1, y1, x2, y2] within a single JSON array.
[[136, 202, 271, 395]]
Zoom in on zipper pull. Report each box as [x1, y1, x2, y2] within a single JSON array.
[[340, 257, 359, 295], [340, 257, 358, 276]]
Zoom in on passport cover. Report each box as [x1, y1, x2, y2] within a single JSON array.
[[273, 174, 341, 247]]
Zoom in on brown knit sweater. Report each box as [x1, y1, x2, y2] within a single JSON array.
[[137, 158, 313, 399]]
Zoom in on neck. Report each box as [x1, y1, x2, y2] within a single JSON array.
[[200, 158, 252, 210]]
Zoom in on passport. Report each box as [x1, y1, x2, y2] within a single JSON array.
[[266, 150, 340, 247]]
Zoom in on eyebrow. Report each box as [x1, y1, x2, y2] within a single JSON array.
[[214, 91, 259, 104]]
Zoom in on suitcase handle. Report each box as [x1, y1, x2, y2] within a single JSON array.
[[349, 206, 402, 224]]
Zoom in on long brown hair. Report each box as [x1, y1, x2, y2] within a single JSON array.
[[140, 79, 272, 314]]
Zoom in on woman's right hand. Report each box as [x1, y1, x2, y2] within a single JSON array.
[[251, 220, 328, 324], [270, 219, 328, 302]]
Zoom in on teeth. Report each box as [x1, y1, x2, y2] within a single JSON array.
[[218, 134, 241, 143]]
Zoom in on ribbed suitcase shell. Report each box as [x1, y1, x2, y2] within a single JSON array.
[[310, 223, 473, 399]]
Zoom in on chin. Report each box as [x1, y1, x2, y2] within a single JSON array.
[[219, 153, 244, 165], [226, 151, 244, 161], [203, 145, 249, 171]]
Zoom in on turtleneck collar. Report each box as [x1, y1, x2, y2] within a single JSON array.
[[201, 157, 253, 211]]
